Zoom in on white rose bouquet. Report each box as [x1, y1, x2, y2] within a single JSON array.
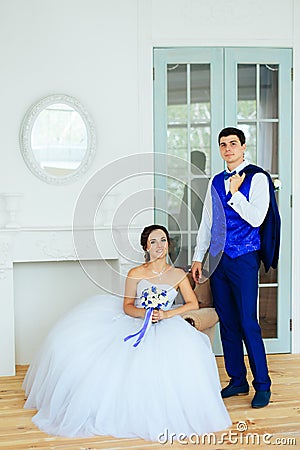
[[124, 286, 169, 347], [140, 286, 169, 310]]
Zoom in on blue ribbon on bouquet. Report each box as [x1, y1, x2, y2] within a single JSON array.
[[124, 308, 154, 347]]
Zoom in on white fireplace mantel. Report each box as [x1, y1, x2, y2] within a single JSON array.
[[0, 226, 121, 376]]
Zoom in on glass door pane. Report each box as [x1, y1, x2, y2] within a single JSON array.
[[154, 48, 223, 268], [167, 63, 210, 266]]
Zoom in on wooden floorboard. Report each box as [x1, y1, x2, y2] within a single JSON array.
[[0, 355, 299, 449]]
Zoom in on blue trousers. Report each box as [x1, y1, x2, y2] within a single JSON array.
[[210, 251, 271, 391]]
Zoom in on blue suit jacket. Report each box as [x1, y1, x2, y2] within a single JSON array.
[[240, 164, 281, 272]]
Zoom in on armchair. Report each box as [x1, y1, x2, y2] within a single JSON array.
[[181, 272, 219, 345]]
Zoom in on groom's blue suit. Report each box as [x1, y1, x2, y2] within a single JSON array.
[[209, 164, 280, 392]]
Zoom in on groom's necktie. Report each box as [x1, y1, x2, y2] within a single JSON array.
[[223, 170, 236, 180]]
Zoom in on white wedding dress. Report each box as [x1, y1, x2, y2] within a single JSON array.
[[23, 279, 231, 441]]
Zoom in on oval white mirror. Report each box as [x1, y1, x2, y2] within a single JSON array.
[[20, 94, 96, 184]]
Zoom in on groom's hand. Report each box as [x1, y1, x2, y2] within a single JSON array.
[[191, 261, 202, 284], [229, 172, 246, 194]]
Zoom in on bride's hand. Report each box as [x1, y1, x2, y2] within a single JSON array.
[[152, 309, 168, 322]]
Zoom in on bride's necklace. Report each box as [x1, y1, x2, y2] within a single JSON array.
[[151, 266, 167, 279]]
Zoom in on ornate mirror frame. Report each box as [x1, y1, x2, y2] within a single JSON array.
[[19, 94, 96, 184]]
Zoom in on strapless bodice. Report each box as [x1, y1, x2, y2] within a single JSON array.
[[135, 279, 178, 310]]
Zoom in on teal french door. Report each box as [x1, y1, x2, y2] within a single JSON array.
[[153, 47, 292, 354]]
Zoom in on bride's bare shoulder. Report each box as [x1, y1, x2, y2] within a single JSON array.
[[127, 264, 148, 279], [171, 267, 187, 284]]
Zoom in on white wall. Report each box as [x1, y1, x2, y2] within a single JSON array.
[[150, 0, 293, 46], [292, 0, 300, 354], [0, 0, 299, 363], [0, 0, 144, 228]]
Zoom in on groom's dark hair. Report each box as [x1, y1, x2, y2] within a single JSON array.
[[218, 127, 246, 145], [140, 224, 171, 251]]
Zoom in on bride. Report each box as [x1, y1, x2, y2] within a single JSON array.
[[23, 224, 231, 442]]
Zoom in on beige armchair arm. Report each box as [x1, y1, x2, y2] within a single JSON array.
[[180, 270, 219, 345]]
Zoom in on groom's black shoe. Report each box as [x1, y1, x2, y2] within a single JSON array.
[[251, 390, 271, 408], [221, 382, 249, 398]]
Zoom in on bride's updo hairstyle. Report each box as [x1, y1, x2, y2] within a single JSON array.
[[140, 224, 171, 262]]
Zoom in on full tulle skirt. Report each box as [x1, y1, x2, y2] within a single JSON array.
[[23, 294, 231, 441]]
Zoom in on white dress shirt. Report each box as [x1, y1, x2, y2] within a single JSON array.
[[193, 161, 270, 262]]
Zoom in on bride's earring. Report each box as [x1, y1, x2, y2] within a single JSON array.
[[144, 250, 150, 262]]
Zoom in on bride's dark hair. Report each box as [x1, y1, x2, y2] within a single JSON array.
[[140, 224, 171, 252]]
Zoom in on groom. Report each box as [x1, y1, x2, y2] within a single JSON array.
[[192, 127, 278, 409]]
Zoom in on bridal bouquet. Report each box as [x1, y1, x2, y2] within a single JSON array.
[[140, 286, 169, 310], [124, 286, 169, 347]]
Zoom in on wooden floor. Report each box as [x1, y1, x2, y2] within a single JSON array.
[[0, 354, 299, 450]]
